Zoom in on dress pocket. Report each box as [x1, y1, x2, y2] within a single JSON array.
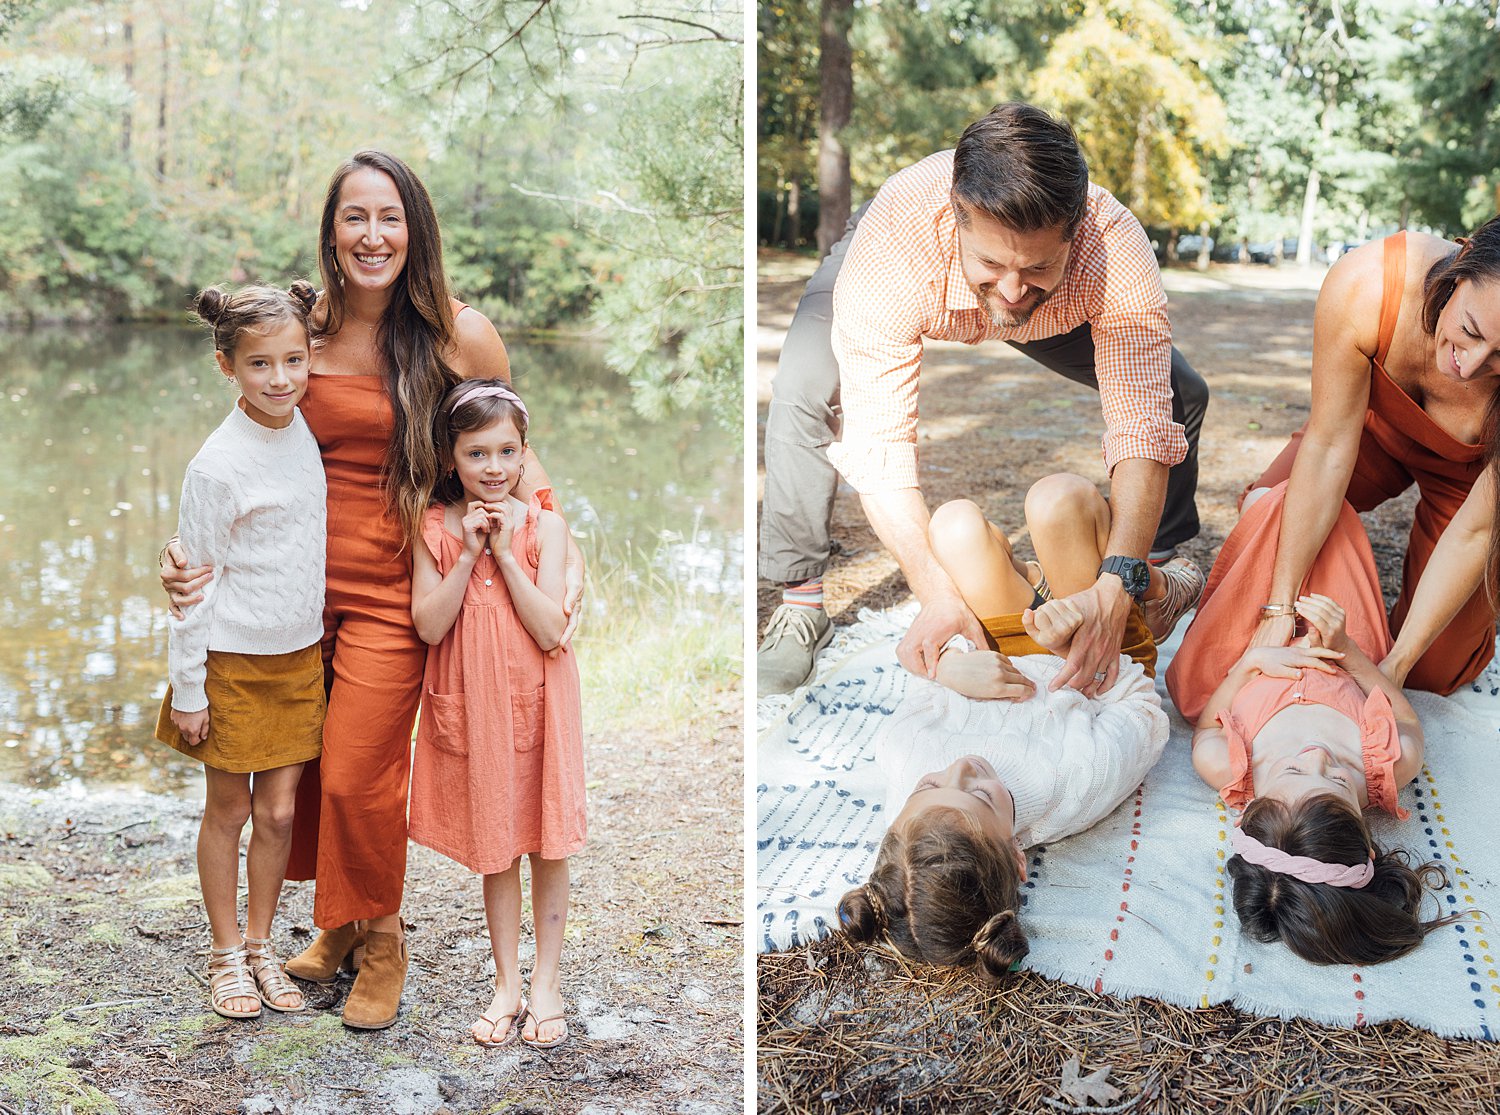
[[511, 686, 545, 752], [421, 693, 469, 755]]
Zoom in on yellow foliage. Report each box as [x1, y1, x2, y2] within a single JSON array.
[[1031, 0, 1229, 228]]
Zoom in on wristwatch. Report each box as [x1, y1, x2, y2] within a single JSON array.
[[1098, 555, 1151, 602]]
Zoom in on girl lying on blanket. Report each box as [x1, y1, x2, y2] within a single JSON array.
[[1165, 481, 1457, 964], [837, 475, 1172, 981]]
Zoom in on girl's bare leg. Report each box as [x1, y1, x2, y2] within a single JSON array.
[[1025, 474, 1168, 601], [245, 763, 304, 940], [245, 762, 306, 1009], [199, 766, 256, 1014], [928, 499, 1041, 619], [473, 859, 524, 1044], [524, 856, 571, 1045]]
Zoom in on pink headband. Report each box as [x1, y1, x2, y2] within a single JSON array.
[[1230, 827, 1374, 889], [453, 382, 528, 424]]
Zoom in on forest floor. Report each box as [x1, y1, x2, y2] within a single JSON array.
[[753, 250, 1500, 1113], [0, 687, 743, 1115]]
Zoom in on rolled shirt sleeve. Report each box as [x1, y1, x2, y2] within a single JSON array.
[[1087, 209, 1188, 473]]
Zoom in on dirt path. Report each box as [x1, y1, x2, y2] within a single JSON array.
[[0, 692, 742, 1115]]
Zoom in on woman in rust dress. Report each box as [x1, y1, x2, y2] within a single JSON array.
[[164, 151, 580, 1030], [1243, 219, 1500, 694]]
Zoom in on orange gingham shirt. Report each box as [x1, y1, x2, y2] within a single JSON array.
[[825, 150, 1189, 493]]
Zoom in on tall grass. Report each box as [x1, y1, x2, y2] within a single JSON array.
[[568, 515, 741, 737]]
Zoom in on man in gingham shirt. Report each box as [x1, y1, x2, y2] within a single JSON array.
[[759, 102, 1209, 696]]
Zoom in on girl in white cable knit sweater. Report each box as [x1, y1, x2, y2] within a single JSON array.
[[153, 282, 326, 1021], [838, 474, 1172, 982]]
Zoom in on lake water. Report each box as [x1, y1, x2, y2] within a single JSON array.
[[0, 327, 741, 792]]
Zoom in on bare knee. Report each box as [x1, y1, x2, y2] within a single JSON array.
[[1025, 474, 1102, 535], [251, 797, 297, 841], [929, 500, 1006, 564], [204, 793, 252, 833]]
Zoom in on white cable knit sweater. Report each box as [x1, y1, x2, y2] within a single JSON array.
[[876, 653, 1169, 846], [168, 404, 327, 712]]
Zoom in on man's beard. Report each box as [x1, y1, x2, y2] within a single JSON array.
[[974, 281, 1056, 328]]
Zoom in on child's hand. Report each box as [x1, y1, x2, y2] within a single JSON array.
[[1296, 594, 1349, 653], [485, 501, 515, 554], [171, 708, 211, 746], [934, 649, 1036, 701], [1021, 596, 1085, 654], [461, 501, 491, 560], [1240, 644, 1343, 679]]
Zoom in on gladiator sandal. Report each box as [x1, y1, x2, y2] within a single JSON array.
[[245, 936, 306, 1013], [207, 942, 262, 1020], [284, 921, 365, 983]]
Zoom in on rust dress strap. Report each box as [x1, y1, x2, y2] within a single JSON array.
[[1373, 231, 1406, 368]]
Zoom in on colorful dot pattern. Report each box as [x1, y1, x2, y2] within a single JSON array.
[[1414, 767, 1496, 1039], [1094, 783, 1146, 995], [1200, 797, 1229, 1007]]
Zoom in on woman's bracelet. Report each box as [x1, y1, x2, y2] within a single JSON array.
[[158, 536, 180, 568], [1259, 603, 1296, 618]]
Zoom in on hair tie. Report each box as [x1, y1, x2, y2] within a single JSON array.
[[1231, 826, 1374, 888], [453, 382, 529, 424]]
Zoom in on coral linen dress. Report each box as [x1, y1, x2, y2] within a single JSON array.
[[409, 498, 587, 874]]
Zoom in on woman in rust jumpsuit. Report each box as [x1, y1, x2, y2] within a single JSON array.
[[164, 151, 579, 1030], [1241, 218, 1500, 693]]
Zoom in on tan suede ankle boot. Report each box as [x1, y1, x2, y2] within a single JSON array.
[[341, 924, 407, 1030], [284, 921, 364, 983]]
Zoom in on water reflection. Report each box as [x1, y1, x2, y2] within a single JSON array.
[[0, 326, 741, 791]]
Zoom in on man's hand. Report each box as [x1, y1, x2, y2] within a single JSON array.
[[1047, 576, 1132, 697], [897, 596, 986, 679], [934, 649, 1036, 701], [171, 707, 211, 746]]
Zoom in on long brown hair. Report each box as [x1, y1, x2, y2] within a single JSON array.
[[837, 807, 1027, 984], [1417, 215, 1500, 602], [1228, 795, 1459, 965], [316, 149, 458, 545]]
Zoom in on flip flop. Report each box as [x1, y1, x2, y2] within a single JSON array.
[[521, 1008, 568, 1049], [473, 996, 526, 1049]]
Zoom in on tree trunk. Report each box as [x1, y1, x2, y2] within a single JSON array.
[[788, 179, 802, 249], [155, 12, 168, 177], [121, 9, 134, 155], [1196, 221, 1210, 271], [1129, 105, 1151, 215], [1298, 73, 1338, 268], [815, 0, 853, 256], [769, 184, 785, 248]]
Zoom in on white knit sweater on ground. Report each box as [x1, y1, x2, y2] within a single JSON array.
[[168, 404, 326, 712], [876, 654, 1169, 847]]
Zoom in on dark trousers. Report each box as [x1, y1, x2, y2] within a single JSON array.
[[758, 205, 1208, 584]]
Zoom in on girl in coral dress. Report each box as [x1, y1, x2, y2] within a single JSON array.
[[409, 379, 586, 1049], [1166, 482, 1457, 964]]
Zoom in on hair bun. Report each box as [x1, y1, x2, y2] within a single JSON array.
[[193, 287, 229, 325], [971, 909, 1028, 982], [287, 279, 317, 313], [835, 886, 884, 942]]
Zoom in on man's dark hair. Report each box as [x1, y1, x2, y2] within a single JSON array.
[[952, 103, 1089, 240]]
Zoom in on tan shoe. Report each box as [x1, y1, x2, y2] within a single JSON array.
[[341, 923, 407, 1030], [1144, 556, 1206, 641], [284, 921, 364, 984]]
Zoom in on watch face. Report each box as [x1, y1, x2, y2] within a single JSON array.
[[1102, 556, 1150, 599]]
